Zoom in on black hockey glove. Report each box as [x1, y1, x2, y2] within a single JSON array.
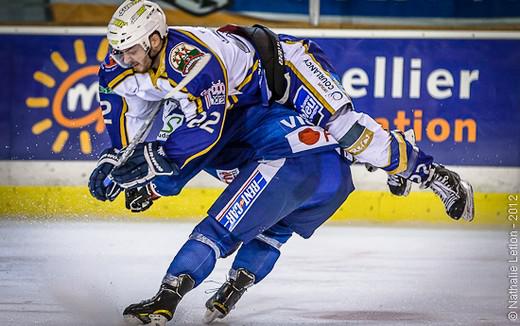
[[125, 184, 160, 213], [88, 147, 123, 201], [112, 141, 179, 189]]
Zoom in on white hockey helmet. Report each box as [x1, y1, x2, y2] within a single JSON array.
[[107, 0, 168, 53]]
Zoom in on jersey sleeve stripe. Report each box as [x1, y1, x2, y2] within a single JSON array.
[[236, 59, 259, 91], [108, 69, 134, 90], [387, 131, 408, 174], [284, 39, 336, 83]]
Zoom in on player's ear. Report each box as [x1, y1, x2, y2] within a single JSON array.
[[149, 32, 162, 51]]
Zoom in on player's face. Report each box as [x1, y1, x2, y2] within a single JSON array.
[[122, 44, 151, 73]]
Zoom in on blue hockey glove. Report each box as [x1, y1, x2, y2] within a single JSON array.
[[88, 147, 123, 201], [112, 141, 179, 189]]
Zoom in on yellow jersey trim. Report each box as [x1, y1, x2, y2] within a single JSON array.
[[119, 98, 128, 147], [285, 60, 335, 114], [167, 78, 191, 95], [388, 132, 408, 175], [108, 69, 134, 90], [230, 59, 259, 105], [285, 39, 336, 84], [148, 38, 168, 88], [236, 59, 259, 91]]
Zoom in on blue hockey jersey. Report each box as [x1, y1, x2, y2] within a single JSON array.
[[152, 102, 339, 196]]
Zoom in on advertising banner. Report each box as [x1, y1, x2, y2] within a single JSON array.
[[314, 36, 520, 166], [0, 30, 518, 166]]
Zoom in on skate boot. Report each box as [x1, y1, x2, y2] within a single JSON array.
[[364, 163, 411, 196], [423, 164, 474, 221], [123, 274, 195, 325], [203, 268, 255, 324], [387, 174, 412, 197]]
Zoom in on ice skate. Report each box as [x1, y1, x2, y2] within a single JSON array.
[[123, 274, 194, 325], [203, 268, 255, 324], [423, 164, 474, 221], [387, 174, 412, 197]]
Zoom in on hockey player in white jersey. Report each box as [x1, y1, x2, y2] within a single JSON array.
[[87, 1, 477, 324], [96, 0, 474, 222]]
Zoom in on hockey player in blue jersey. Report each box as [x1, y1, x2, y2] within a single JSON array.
[[94, 0, 474, 223], [87, 1, 476, 324], [93, 99, 354, 325]]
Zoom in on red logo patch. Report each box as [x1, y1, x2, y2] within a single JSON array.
[[104, 56, 118, 69], [298, 128, 320, 145]]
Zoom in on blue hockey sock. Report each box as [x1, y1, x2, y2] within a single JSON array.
[[231, 238, 281, 284], [165, 239, 216, 287]]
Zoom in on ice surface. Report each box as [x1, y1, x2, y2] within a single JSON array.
[[0, 220, 510, 325]]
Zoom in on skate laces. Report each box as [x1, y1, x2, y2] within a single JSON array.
[[429, 170, 460, 210], [203, 279, 224, 295]]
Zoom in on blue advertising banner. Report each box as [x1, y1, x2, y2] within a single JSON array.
[[313, 37, 520, 166], [0, 34, 111, 160], [0, 30, 518, 166]]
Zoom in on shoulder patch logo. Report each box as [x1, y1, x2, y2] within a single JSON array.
[[293, 86, 325, 126], [201, 80, 226, 107], [169, 42, 206, 76]]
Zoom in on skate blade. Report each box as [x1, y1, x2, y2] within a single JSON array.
[[203, 309, 224, 324], [123, 314, 168, 326], [123, 314, 145, 325], [148, 314, 168, 326], [460, 180, 475, 222]]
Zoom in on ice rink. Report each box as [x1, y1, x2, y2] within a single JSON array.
[[0, 219, 511, 325]]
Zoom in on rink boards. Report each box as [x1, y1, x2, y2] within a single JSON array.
[[0, 27, 518, 225], [0, 185, 511, 226], [0, 162, 516, 226]]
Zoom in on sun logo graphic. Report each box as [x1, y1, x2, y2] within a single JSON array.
[[25, 38, 109, 155]]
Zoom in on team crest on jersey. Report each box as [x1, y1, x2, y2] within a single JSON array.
[[293, 86, 325, 125], [169, 42, 206, 76]]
